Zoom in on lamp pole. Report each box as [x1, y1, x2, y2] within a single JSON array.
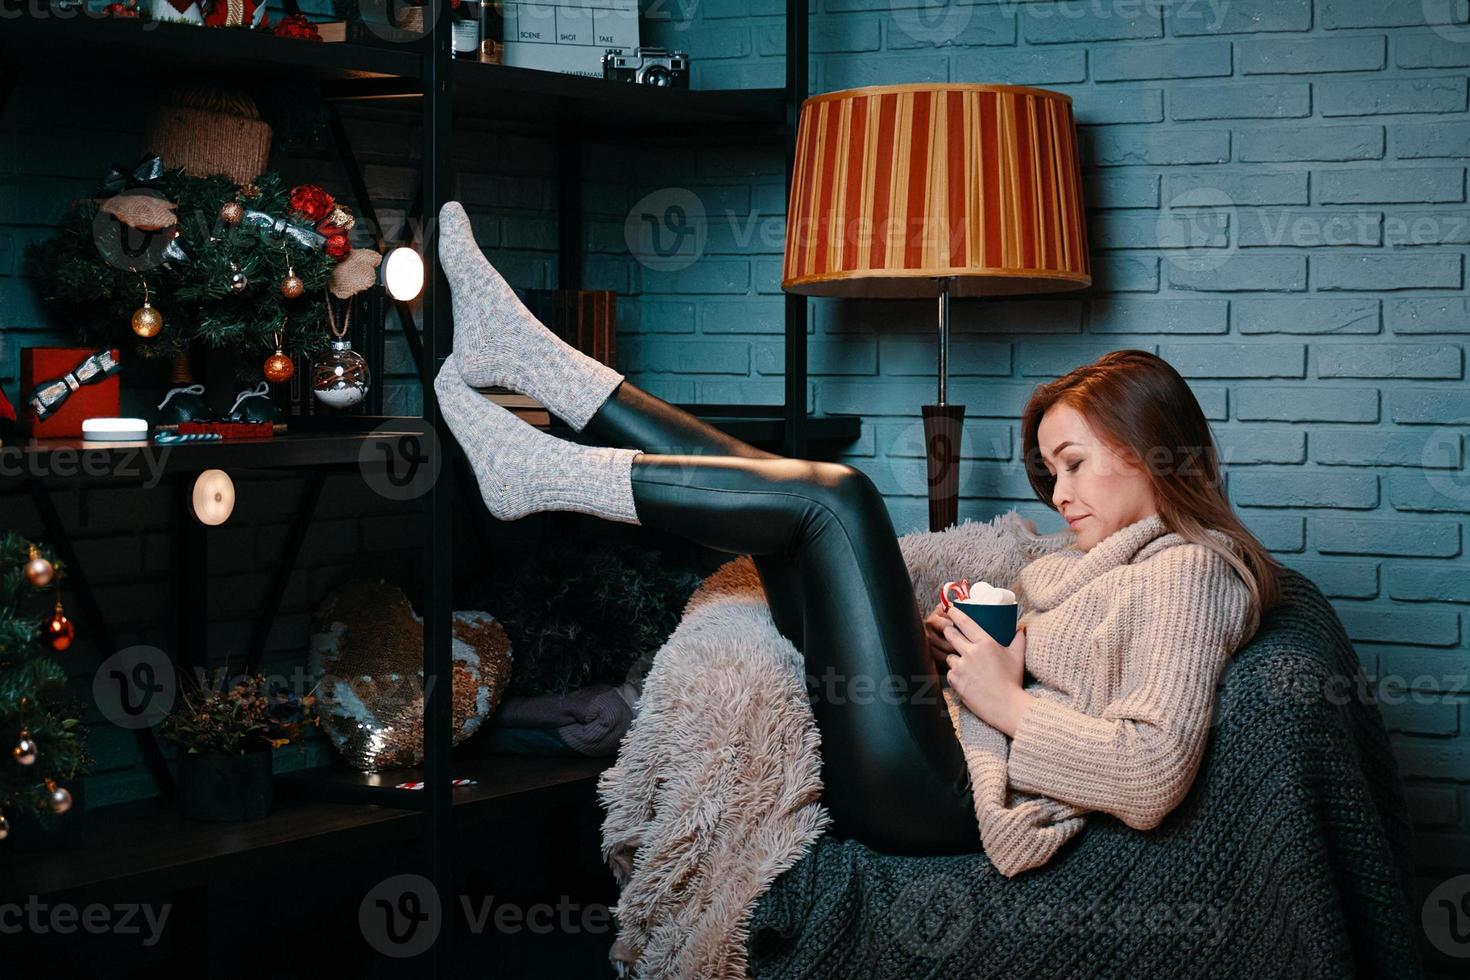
[[923, 275, 965, 532]]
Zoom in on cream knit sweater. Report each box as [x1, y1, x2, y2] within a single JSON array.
[[942, 511, 1260, 878]]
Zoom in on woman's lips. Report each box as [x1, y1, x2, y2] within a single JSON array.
[[1066, 514, 1087, 527]]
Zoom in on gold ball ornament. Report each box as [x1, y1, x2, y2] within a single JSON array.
[[280, 273, 305, 299], [12, 731, 36, 766], [131, 302, 163, 338], [24, 553, 54, 588], [264, 350, 295, 384], [47, 782, 72, 815], [220, 201, 245, 225], [0, 813, 9, 840]]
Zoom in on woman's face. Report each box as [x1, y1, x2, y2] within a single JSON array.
[[1036, 403, 1158, 552]]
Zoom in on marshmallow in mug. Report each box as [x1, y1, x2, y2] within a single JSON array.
[[962, 581, 1017, 605], [940, 578, 1017, 608]]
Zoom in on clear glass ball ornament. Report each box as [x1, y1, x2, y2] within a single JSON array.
[[311, 339, 371, 408]]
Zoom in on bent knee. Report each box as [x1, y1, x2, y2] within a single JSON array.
[[800, 461, 880, 508]]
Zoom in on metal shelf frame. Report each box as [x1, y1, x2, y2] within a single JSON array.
[[0, 5, 815, 972]]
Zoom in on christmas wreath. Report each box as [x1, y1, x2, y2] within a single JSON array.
[[25, 160, 376, 383]]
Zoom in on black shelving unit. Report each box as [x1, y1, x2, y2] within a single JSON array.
[[0, 5, 825, 972]]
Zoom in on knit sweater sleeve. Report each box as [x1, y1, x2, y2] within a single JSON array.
[[1005, 544, 1253, 832]]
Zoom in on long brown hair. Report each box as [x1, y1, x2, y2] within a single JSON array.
[[1020, 348, 1284, 625]]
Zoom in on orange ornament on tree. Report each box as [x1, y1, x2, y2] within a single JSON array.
[[264, 330, 295, 384]]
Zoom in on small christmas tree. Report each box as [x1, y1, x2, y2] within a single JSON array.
[[0, 532, 88, 841]]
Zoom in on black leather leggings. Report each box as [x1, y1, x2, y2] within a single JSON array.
[[583, 380, 979, 855]]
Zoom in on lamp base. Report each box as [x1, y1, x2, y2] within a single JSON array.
[[922, 404, 966, 532]]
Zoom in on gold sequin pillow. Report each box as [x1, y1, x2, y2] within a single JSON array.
[[308, 579, 513, 771]]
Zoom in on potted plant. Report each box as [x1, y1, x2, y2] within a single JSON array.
[[161, 674, 315, 822]]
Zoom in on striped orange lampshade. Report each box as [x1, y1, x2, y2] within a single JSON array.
[[782, 83, 1092, 299]]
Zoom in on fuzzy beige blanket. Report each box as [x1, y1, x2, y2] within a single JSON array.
[[596, 509, 1074, 978]]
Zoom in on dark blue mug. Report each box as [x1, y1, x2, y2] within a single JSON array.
[[948, 600, 1018, 648]]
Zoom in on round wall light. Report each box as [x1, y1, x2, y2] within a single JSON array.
[[383, 246, 425, 302], [191, 469, 235, 526]]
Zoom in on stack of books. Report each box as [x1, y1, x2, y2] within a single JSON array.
[[480, 388, 551, 426]]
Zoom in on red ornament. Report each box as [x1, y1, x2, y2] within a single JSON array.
[[289, 184, 335, 223], [273, 12, 322, 42], [0, 382, 14, 423], [324, 234, 352, 260], [44, 608, 74, 652]]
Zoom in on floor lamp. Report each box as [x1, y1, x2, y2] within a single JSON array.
[[781, 83, 1093, 531]]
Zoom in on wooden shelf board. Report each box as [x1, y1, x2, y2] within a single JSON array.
[[0, 752, 610, 899], [0, 17, 419, 85]]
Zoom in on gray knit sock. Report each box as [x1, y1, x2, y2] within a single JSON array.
[[434, 358, 643, 524], [438, 200, 624, 431]]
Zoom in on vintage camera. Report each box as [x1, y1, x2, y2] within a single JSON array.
[[602, 47, 690, 88]]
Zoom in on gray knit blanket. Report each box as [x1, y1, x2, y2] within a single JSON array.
[[597, 510, 1423, 979]]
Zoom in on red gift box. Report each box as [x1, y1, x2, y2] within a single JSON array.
[[178, 420, 274, 440], [20, 347, 122, 439]]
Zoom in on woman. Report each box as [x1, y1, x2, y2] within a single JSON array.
[[433, 201, 1285, 868]]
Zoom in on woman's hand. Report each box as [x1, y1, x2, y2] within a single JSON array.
[[923, 602, 957, 666], [943, 606, 1033, 737]]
